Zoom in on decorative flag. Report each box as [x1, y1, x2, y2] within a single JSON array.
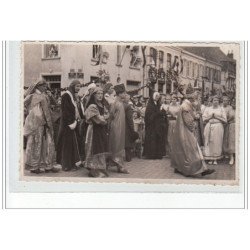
[[180, 56, 183, 74], [141, 46, 147, 68], [171, 56, 177, 69], [92, 46, 103, 66]]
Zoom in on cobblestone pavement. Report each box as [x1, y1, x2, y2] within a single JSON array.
[[24, 157, 235, 180]]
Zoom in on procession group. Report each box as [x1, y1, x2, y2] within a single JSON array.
[[23, 79, 236, 178]]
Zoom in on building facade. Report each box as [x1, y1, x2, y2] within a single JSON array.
[[23, 42, 236, 97]]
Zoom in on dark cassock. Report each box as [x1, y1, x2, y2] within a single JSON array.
[[143, 92, 166, 159], [56, 80, 82, 171]]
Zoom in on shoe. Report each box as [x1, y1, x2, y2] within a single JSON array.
[[30, 168, 45, 174], [201, 169, 216, 176], [88, 169, 99, 177], [50, 167, 61, 173], [174, 169, 182, 174], [118, 168, 130, 174], [213, 161, 218, 165], [99, 169, 109, 177], [229, 159, 234, 165], [208, 161, 213, 165]]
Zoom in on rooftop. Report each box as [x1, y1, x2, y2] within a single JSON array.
[[180, 46, 236, 64]]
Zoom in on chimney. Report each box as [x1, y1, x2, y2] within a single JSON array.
[[227, 50, 234, 59]]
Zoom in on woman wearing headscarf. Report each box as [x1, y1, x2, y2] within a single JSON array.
[[203, 95, 227, 165], [143, 92, 166, 159], [171, 94, 215, 177], [24, 80, 60, 174], [84, 87, 110, 177], [167, 94, 180, 155], [56, 80, 83, 171]]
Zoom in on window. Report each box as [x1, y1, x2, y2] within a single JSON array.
[[167, 53, 172, 70], [130, 46, 142, 68], [43, 44, 59, 59], [191, 62, 195, 78], [159, 51, 164, 68], [92, 45, 101, 60], [117, 45, 122, 65], [42, 75, 61, 92], [197, 64, 200, 78], [150, 47, 157, 67], [126, 80, 141, 93], [200, 65, 203, 77], [186, 61, 190, 77]]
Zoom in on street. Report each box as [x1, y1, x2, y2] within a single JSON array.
[[24, 156, 235, 180]]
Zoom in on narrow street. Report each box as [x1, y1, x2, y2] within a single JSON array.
[[24, 157, 235, 180]]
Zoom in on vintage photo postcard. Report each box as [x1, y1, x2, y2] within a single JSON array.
[[5, 41, 246, 196]]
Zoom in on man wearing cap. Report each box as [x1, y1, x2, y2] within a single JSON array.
[[109, 83, 129, 174]]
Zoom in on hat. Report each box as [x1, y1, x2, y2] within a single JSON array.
[[114, 83, 126, 95], [102, 83, 113, 94]]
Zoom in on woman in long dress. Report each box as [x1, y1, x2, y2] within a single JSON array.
[[203, 95, 227, 165], [222, 95, 233, 159], [171, 96, 215, 177], [84, 87, 109, 177], [223, 99, 236, 165], [167, 94, 180, 156], [56, 80, 83, 171], [24, 80, 60, 174]]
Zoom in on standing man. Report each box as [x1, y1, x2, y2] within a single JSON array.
[[109, 84, 129, 174]]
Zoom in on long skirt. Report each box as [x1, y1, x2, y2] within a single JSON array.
[[56, 124, 81, 171], [85, 124, 107, 170], [203, 122, 224, 160], [25, 126, 56, 170], [171, 114, 207, 176], [223, 122, 235, 155], [168, 120, 177, 155]]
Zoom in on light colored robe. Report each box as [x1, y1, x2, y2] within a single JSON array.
[[109, 97, 125, 167]]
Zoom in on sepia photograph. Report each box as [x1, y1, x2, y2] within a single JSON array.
[[21, 41, 240, 184]]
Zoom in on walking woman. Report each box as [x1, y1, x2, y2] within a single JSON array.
[[24, 80, 60, 174], [167, 94, 180, 155], [56, 80, 83, 171], [84, 87, 110, 177], [203, 95, 227, 165]]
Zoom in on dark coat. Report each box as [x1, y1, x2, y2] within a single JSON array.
[[56, 93, 81, 170], [124, 103, 139, 149], [143, 98, 166, 159]]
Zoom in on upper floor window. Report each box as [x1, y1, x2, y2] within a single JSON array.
[[159, 51, 164, 68], [92, 45, 101, 60], [167, 53, 172, 70], [186, 61, 190, 77], [149, 47, 157, 67], [117, 45, 122, 65], [130, 46, 142, 68], [43, 44, 60, 59]]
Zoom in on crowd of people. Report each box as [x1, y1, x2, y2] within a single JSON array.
[[23, 79, 236, 178]]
